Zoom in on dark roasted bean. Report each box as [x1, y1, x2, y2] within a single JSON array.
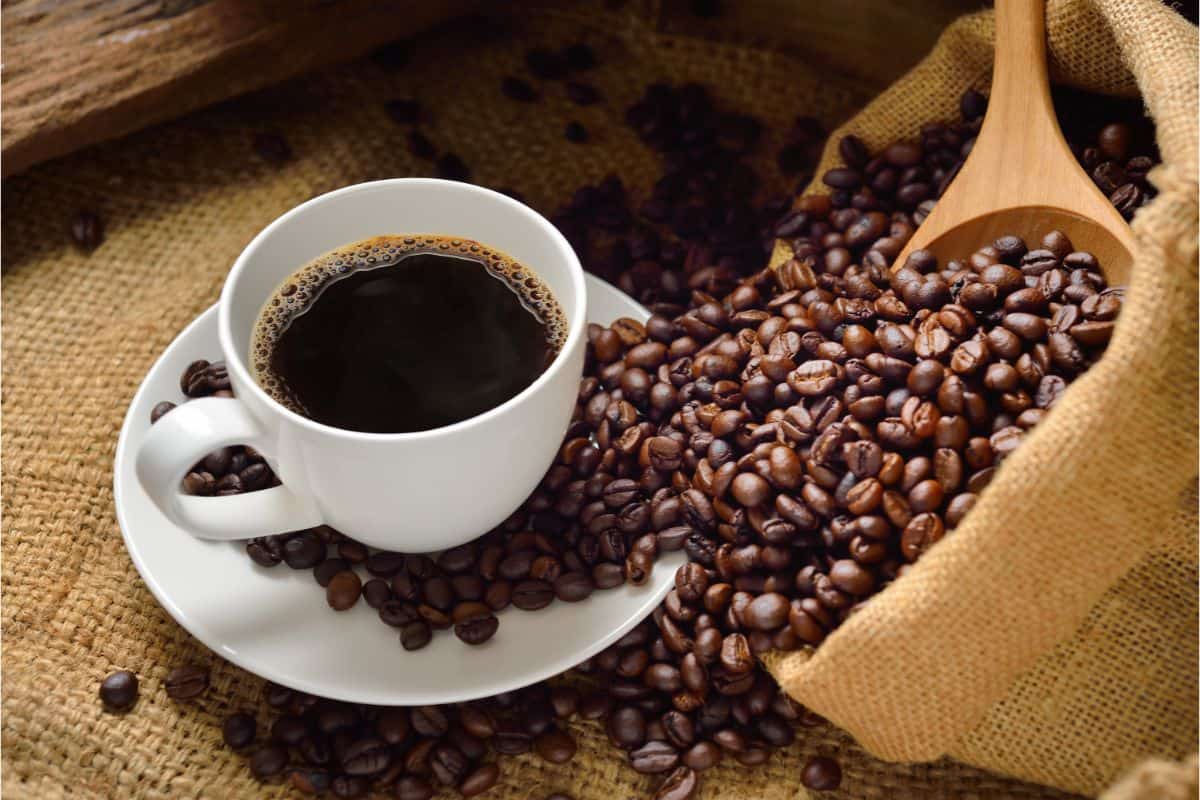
[[99, 670, 138, 711], [164, 664, 209, 699]]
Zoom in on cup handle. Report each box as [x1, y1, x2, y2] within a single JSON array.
[[135, 397, 323, 540]]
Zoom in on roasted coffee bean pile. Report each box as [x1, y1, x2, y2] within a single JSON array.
[[69, 83, 1160, 265], [141, 80, 1135, 798], [201, 625, 815, 799], [236, 682, 552, 798], [150, 227, 1120, 798], [773, 88, 1160, 271], [549, 84, 1153, 324], [551, 84, 807, 315], [617, 228, 1121, 656], [769, 89, 990, 267], [1077, 120, 1158, 219], [165, 333, 675, 651], [1053, 85, 1161, 221]]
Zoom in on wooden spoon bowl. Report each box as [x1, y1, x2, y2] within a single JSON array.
[[893, 0, 1135, 285]]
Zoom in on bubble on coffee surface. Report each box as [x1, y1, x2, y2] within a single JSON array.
[[250, 235, 566, 431]]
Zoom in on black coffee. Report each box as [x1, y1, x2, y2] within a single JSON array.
[[251, 235, 565, 433]]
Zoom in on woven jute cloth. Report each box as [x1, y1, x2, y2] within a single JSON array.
[[1, 1, 1192, 799], [765, 0, 1199, 796]]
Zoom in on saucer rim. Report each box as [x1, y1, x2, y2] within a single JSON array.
[[112, 274, 682, 705]]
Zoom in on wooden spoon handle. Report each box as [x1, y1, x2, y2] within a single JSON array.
[[969, 0, 1078, 208], [991, 0, 1053, 135], [891, 0, 1136, 279]]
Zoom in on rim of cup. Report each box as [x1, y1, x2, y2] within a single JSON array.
[[217, 178, 588, 442]]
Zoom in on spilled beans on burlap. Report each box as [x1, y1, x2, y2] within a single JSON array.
[[765, 0, 1199, 796], [1, 0, 1193, 798], [3, 2, 1095, 798]]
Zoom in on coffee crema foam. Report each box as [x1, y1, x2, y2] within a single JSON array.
[[250, 234, 568, 419]]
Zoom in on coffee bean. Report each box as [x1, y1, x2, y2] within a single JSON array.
[[565, 121, 589, 143], [460, 763, 501, 796], [502, 76, 539, 102], [223, 712, 257, 749], [326, 571, 362, 610], [436, 153, 472, 182], [520, 45, 567, 79], [70, 210, 105, 251], [720, 633, 754, 673], [566, 81, 601, 105], [430, 744, 469, 785], [455, 612, 499, 645], [406, 706, 447, 739], [384, 99, 421, 124], [362, 578, 391, 608], [654, 766, 699, 800], [631, 739, 681, 773], [269, 714, 305, 747], [591, 561, 624, 589], [340, 738, 391, 777], [627, 551, 653, 586], [337, 540, 368, 564], [493, 728, 534, 754], [164, 663, 209, 699], [535, 727, 578, 763], [395, 775, 435, 800], [675, 562, 709, 603], [407, 131, 437, 160], [251, 744, 289, 779], [901, 513, 945, 561], [513, 579, 555, 610], [822, 168, 862, 190], [608, 706, 647, 749], [741, 593, 788, 630], [401, 621, 433, 651], [149, 401, 176, 424], [730, 473, 771, 507], [683, 740, 722, 771], [99, 670, 138, 711], [288, 768, 331, 794], [253, 132, 293, 166], [564, 42, 596, 71], [185, 471, 217, 497], [829, 560, 874, 595], [365, 551, 406, 577], [648, 436, 684, 471], [284, 532, 325, 570], [801, 755, 843, 791], [787, 360, 839, 396]]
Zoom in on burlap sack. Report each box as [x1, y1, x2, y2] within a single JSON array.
[[766, 0, 1199, 796], [1099, 754, 1199, 800]]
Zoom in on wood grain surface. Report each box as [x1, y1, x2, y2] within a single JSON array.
[[0, 0, 476, 177]]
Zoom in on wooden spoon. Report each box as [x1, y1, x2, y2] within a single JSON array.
[[892, 0, 1134, 283]]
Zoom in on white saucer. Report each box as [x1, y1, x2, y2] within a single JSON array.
[[113, 274, 684, 706]]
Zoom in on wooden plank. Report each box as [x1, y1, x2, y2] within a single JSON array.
[[0, 0, 477, 177]]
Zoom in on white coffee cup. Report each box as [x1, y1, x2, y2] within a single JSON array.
[[136, 179, 587, 552]]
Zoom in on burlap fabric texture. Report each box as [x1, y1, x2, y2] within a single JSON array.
[[1, 1, 1192, 799], [765, 0, 1199, 797]]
